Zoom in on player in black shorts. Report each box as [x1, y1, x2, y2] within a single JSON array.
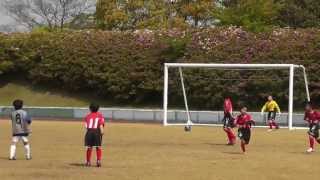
[[84, 103, 105, 167], [222, 97, 236, 145], [304, 103, 320, 153], [236, 107, 255, 153]]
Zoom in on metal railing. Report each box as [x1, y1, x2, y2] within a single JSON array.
[[0, 106, 307, 128]]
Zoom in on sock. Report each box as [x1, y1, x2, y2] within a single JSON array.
[[224, 128, 231, 143], [224, 128, 235, 144], [96, 147, 102, 161], [10, 145, 16, 159], [228, 129, 236, 144], [24, 144, 31, 159], [309, 137, 315, 149], [86, 148, 93, 163], [272, 121, 279, 128], [268, 121, 273, 129], [241, 141, 246, 152]]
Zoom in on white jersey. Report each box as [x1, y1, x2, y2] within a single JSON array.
[[11, 109, 31, 136]]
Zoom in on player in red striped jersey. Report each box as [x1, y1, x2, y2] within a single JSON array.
[[84, 103, 105, 167], [222, 97, 236, 145], [235, 107, 255, 153], [304, 103, 320, 153]]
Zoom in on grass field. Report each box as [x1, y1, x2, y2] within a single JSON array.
[[0, 81, 104, 107], [0, 120, 319, 180], [0, 80, 160, 108]]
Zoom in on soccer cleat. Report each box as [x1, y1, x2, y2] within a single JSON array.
[[306, 148, 314, 153], [307, 131, 315, 136], [26, 157, 32, 160], [85, 162, 91, 167], [184, 126, 192, 132], [9, 157, 16, 160], [96, 160, 101, 167]]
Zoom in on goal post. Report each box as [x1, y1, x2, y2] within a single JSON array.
[[163, 63, 310, 130]]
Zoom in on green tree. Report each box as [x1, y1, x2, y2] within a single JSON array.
[[216, 0, 282, 32], [95, 0, 215, 30], [176, 0, 216, 27], [96, 0, 129, 30], [277, 0, 320, 28]]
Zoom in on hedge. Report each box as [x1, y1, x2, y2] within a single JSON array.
[[0, 27, 319, 110]]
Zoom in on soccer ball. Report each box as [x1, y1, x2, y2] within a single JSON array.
[[184, 126, 192, 132]]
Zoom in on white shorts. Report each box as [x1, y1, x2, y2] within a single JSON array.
[[12, 136, 29, 143]]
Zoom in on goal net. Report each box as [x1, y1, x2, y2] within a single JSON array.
[[163, 63, 310, 130]]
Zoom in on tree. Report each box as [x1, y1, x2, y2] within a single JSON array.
[[277, 0, 320, 28], [175, 0, 216, 27], [96, 0, 127, 30], [95, 0, 215, 30], [216, 0, 282, 32], [2, 0, 95, 30]]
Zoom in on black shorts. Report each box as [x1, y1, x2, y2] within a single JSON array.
[[223, 112, 235, 128], [238, 128, 251, 144], [85, 130, 102, 147], [308, 123, 319, 139], [267, 111, 276, 121]]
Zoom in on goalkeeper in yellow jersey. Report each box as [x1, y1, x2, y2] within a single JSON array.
[[261, 95, 281, 131]]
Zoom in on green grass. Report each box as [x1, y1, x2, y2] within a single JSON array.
[[0, 81, 104, 107], [0, 80, 162, 108]]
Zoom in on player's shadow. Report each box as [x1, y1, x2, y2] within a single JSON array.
[[222, 151, 244, 155], [69, 163, 86, 167], [205, 143, 233, 146], [289, 151, 310, 155], [0, 157, 9, 160]]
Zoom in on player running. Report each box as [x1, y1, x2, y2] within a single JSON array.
[[222, 97, 236, 145], [304, 103, 320, 153], [235, 107, 255, 153], [9, 99, 32, 160], [261, 95, 281, 131], [84, 103, 105, 167]]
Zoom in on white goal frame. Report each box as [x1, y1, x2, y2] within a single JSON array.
[[163, 63, 310, 130]]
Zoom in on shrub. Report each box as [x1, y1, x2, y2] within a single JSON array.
[[0, 28, 319, 109]]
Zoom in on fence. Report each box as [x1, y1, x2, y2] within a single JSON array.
[[0, 106, 307, 128]]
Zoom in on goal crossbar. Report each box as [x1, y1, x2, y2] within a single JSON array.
[[166, 63, 301, 69], [163, 63, 310, 130]]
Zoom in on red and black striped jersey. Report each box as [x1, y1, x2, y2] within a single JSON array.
[[236, 113, 254, 129], [85, 112, 105, 130], [304, 110, 320, 124]]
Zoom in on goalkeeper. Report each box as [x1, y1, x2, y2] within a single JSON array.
[[261, 95, 281, 131]]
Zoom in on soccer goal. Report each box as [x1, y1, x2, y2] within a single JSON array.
[[163, 63, 310, 130]]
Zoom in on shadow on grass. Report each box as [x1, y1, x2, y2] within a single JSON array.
[[289, 151, 310, 155], [222, 151, 244, 155], [0, 157, 9, 160], [205, 143, 231, 146], [0, 157, 31, 161], [69, 163, 86, 167]]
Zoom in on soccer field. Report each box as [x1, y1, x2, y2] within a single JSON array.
[[0, 120, 318, 180]]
